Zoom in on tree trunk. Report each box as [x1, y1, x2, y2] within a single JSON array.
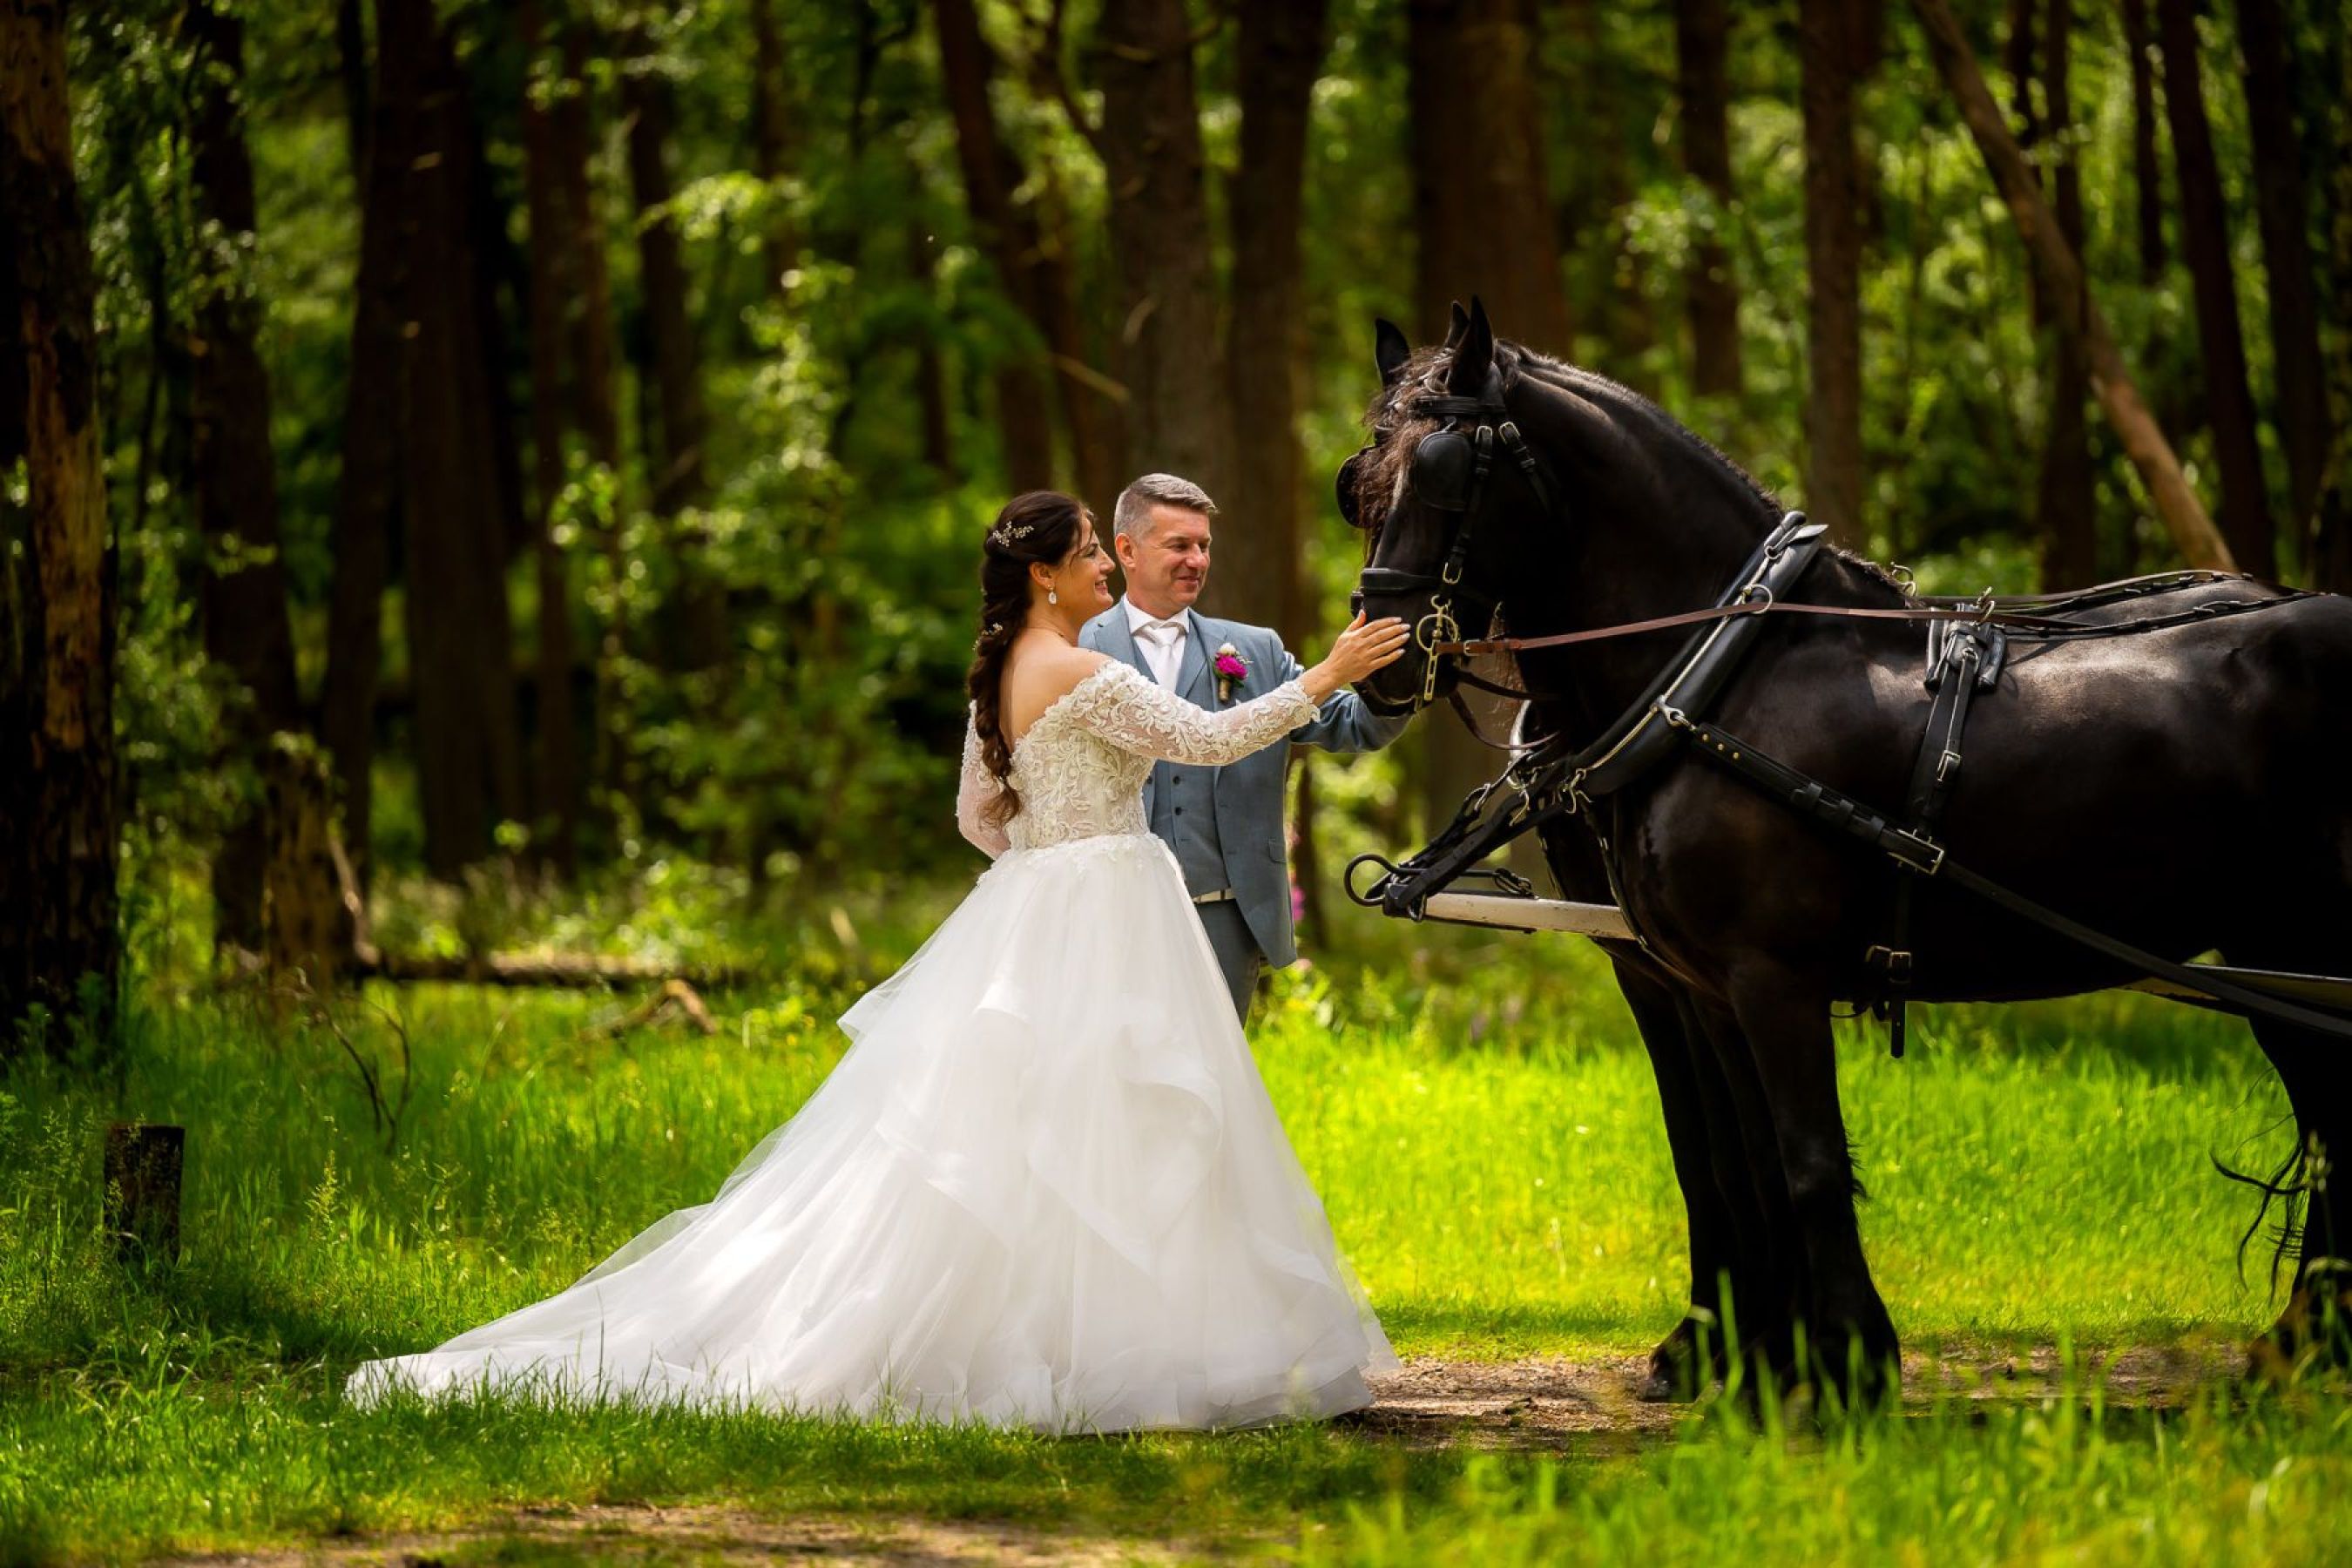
[[1911, 0, 2234, 569], [2234, 0, 2328, 558], [2037, 0, 2098, 588], [2119, 0, 2167, 285], [404, 0, 528, 876], [1098, 0, 1233, 521], [1223, 0, 1327, 644], [1800, 0, 1866, 547], [1406, 0, 1566, 837], [2317, 17, 2352, 593], [620, 24, 727, 675], [908, 221, 957, 479], [747, 0, 798, 297], [1409, 0, 1572, 356], [2158, 0, 2275, 574], [550, 19, 632, 813], [183, 0, 304, 950], [324, 0, 422, 889], [518, 0, 584, 875], [1676, 0, 1741, 398], [1556, 0, 1646, 378], [929, 0, 1056, 490], [0, 0, 120, 1051]]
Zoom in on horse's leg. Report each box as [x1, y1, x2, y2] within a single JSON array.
[[1610, 958, 1742, 1399], [1724, 963, 1899, 1404], [1687, 997, 1806, 1382], [2243, 1017, 2352, 1376]]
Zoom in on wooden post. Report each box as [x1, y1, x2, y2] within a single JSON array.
[[104, 1123, 184, 1265], [1911, 0, 2237, 573]]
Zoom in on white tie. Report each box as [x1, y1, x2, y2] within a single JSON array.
[[1134, 619, 1186, 687]]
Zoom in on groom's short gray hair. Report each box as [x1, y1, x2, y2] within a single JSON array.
[[1113, 473, 1219, 540]]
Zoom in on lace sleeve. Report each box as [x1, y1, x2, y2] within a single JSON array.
[[955, 712, 1010, 859], [1063, 662, 1321, 767]]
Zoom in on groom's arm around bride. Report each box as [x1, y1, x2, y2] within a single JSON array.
[[1081, 473, 1409, 1019]]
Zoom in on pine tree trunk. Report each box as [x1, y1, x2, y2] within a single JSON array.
[[518, 0, 583, 875], [1911, 0, 2233, 569], [1098, 0, 1233, 519], [404, 2, 528, 876], [1676, 0, 1741, 398], [2158, 0, 2275, 574], [1224, 0, 1327, 644], [324, 0, 423, 889], [2038, 0, 2098, 587], [183, 0, 303, 950], [0, 0, 120, 1051], [1800, 0, 1867, 547], [621, 26, 727, 676], [1406, 0, 1567, 837], [747, 0, 798, 297], [2234, 0, 2328, 558], [2119, 0, 2168, 285], [550, 19, 632, 814], [929, 0, 1057, 490]]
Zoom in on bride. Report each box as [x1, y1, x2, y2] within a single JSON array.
[[346, 490, 1412, 1432]]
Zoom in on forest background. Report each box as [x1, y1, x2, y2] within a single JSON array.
[[3, 0, 2348, 1039]]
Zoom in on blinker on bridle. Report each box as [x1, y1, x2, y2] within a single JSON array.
[[1353, 382, 1568, 706]]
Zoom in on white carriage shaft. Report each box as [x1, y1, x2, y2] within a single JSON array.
[[1409, 893, 2352, 1015]]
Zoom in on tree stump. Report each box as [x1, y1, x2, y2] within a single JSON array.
[[104, 1122, 184, 1265]]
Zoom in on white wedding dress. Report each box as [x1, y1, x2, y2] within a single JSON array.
[[346, 661, 1396, 1431]]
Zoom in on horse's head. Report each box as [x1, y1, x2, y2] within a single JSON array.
[[1341, 299, 1782, 717], [1342, 299, 1588, 715]]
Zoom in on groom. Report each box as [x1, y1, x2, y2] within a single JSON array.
[[1083, 474, 1409, 1019]]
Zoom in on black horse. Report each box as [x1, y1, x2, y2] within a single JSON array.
[[1345, 300, 2352, 1397]]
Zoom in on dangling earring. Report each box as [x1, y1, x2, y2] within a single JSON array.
[[1047, 589, 1059, 605]]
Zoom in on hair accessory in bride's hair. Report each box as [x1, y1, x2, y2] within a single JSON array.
[[988, 520, 1037, 548]]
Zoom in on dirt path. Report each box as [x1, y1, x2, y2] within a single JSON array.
[[160, 1343, 2247, 1565], [1359, 1338, 2246, 1449]]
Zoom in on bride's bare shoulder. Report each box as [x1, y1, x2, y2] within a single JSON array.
[[1004, 648, 1119, 737]]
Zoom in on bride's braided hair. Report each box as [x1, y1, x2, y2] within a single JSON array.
[[967, 490, 1092, 827]]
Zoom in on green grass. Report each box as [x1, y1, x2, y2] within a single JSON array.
[[1, 898, 2341, 1563]]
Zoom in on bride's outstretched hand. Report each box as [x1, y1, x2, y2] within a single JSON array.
[[1302, 612, 1411, 700]]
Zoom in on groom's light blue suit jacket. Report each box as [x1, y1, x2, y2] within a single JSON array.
[[1081, 601, 1408, 968]]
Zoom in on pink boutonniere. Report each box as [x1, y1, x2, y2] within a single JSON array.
[[1213, 643, 1249, 701]]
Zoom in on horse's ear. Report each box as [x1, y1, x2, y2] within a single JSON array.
[[1443, 301, 1470, 349], [1374, 318, 1410, 385], [1445, 296, 1494, 396]]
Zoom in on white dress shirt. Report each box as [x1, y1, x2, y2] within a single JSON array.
[[1124, 598, 1190, 690]]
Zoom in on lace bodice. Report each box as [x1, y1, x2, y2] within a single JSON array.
[[957, 661, 1320, 855]]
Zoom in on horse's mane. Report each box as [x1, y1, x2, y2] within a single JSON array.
[[1350, 338, 1910, 598]]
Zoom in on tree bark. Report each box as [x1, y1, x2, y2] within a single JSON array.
[[323, 0, 422, 889], [620, 24, 727, 675], [1408, 0, 1572, 357], [518, 0, 584, 875], [929, 0, 1057, 490], [2119, 0, 2167, 285], [1800, 0, 1867, 547], [747, 0, 798, 297], [2234, 0, 2328, 558], [2317, 17, 2352, 593], [0, 0, 120, 1051], [2158, 0, 2274, 574], [1406, 0, 1567, 838], [2037, 0, 2098, 588], [1097, 0, 1233, 523], [182, 0, 304, 950], [1912, 0, 2234, 569], [1223, 0, 1327, 644], [395, 0, 528, 876], [1676, 0, 1741, 398], [548, 19, 632, 812], [1557, 0, 1646, 377]]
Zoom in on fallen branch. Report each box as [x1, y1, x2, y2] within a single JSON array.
[[355, 948, 746, 990], [580, 978, 720, 1043]]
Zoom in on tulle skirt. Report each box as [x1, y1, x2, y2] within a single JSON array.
[[344, 833, 1395, 1432]]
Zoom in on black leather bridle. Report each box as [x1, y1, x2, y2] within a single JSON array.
[[1348, 381, 1568, 710]]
